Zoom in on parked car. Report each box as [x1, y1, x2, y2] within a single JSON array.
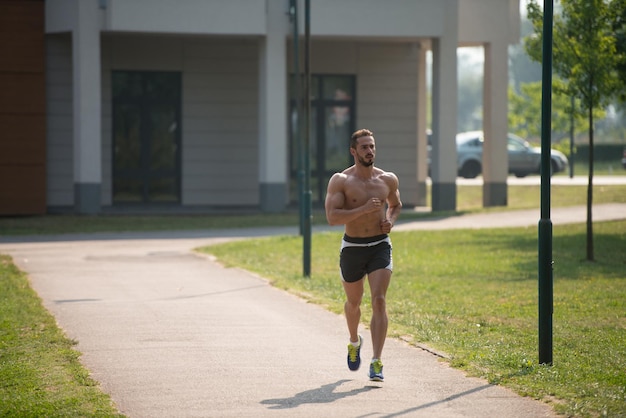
[[455, 131, 568, 178]]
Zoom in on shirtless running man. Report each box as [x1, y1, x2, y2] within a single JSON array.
[[324, 128, 402, 381]]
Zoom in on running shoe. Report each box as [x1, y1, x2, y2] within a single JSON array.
[[347, 335, 362, 371], [369, 359, 384, 381]]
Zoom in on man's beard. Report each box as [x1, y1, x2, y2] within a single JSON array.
[[358, 155, 374, 167]]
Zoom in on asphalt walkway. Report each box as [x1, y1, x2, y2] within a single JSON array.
[[2, 203, 625, 417]]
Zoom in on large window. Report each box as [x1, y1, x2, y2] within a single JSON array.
[[290, 75, 355, 205], [112, 71, 181, 204]]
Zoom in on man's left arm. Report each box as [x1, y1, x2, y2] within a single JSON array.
[[380, 173, 402, 233]]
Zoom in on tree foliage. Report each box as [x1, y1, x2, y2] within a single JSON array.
[[524, 0, 624, 261], [508, 81, 598, 141], [608, 0, 626, 101], [526, 0, 620, 113]]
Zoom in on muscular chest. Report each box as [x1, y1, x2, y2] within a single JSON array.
[[344, 177, 389, 208]]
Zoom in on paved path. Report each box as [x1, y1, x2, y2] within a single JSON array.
[[2, 204, 624, 417], [395, 202, 626, 231], [455, 174, 626, 186]]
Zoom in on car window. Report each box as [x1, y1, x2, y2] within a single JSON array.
[[507, 136, 527, 151]]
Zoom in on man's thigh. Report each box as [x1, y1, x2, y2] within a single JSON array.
[[343, 278, 365, 304], [367, 268, 391, 297]]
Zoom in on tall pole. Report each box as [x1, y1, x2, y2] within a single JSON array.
[[290, 0, 304, 235], [569, 95, 574, 178], [302, 0, 312, 277], [538, 0, 554, 366]]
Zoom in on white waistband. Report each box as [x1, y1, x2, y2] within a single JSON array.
[[341, 236, 391, 250]]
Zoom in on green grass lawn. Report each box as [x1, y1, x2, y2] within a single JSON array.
[[564, 160, 626, 176], [199, 221, 626, 417], [0, 256, 125, 417]]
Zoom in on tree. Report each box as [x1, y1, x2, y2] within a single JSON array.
[[525, 0, 622, 261], [609, 0, 626, 101], [508, 80, 596, 141]]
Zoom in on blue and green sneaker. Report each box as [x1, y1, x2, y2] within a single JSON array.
[[347, 335, 362, 371], [369, 359, 384, 381]]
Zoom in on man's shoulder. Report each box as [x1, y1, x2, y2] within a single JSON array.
[[332, 166, 356, 179], [327, 169, 351, 190], [376, 169, 399, 187], [375, 167, 398, 179]]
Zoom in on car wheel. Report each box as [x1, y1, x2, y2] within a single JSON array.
[[459, 160, 481, 178], [514, 172, 527, 178]]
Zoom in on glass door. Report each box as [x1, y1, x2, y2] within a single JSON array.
[[112, 71, 181, 204]]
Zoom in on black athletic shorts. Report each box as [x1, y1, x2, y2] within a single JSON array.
[[339, 234, 393, 283]]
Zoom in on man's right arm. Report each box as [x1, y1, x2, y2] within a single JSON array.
[[325, 173, 379, 226], [325, 173, 347, 226]]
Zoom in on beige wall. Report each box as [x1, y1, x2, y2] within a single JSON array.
[[46, 0, 519, 45], [180, 38, 260, 206], [104, 0, 267, 35], [46, 34, 73, 207], [459, 0, 520, 45], [308, 0, 446, 38], [356, 43, 420, 205]]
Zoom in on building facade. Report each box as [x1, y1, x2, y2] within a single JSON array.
[[0, 0, 520, 215]]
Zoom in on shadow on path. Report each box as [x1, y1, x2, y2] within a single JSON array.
[[261, 379, 380, 410]]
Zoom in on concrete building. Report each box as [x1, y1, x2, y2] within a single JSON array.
[[0, 0, 520, 215]]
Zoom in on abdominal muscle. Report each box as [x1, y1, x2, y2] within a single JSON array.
[[344, 207, 385, 238]]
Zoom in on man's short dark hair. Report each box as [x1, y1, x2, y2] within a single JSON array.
[[350, 129, 374, 149]]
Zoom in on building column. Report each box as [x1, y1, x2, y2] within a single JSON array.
[[72, 0, 101, 214], [430, 2, 458, 211], [416, 41, 428, 207], [258, 0, 288, 213], [482, 41, 509, 207]]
